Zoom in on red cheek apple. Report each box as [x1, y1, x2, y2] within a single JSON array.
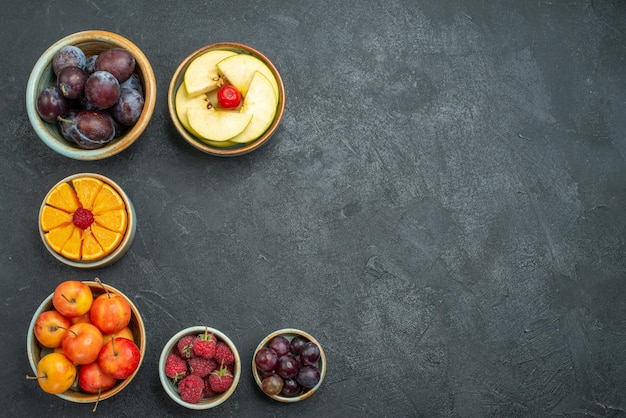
[[90, 283, 131, 335], [98, 337, 140, 379], [61, 322, 103, 365], [78, 361, 117, 393], [34, 310, 71, 348]]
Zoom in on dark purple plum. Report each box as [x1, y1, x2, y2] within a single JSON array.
[[120, 73, 143, 94], [36, 86, 70, 122], [57, 66, 87, 99], [111, 88, 144, 125], [95, 48, 135, 82], [52, 45, 86, 75], [70, 110, 115, 149], [85, 55, 98, 74], [84, 71, 120, 109]]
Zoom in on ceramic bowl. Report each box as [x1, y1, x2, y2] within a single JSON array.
[[168, 42, 285, 156], [159, 326, 241, 409], [26, 30, 156, 160], [26, 280, 146, 404], [38, 173, 136, 269], [252, 328, 326, 402]]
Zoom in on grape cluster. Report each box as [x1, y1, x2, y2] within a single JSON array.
[[36, 45, 145, 149], [254, 334, 322, 397]]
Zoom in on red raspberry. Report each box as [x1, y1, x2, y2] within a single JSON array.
[[214, 341, 235, 365], [164, 352, 187, 382], [188, 357, 217, 378], [177, 335, 195, 359], [178, 375, 204, 403], [208, 364, 234, 393], [192, 332, 216, 359], [72, 207, 94, 229], [202, 377, 217, 399]]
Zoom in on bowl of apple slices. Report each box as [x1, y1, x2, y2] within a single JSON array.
[[168, 42, 285, 156]]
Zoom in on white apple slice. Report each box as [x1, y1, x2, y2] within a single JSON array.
[[217, 54, 279, 97], [229, 71, 278, 144], [187, 108, 252, 142], [184, 50, 237, 96]]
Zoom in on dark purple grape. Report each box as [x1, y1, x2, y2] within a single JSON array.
[[289, 336, 308, 355], [57, 66, 87, 99], [280, 378, 301, 397], [296, 365, 320, 389], [53, 45, 86, 75], [300, 342, 320, 366], [276, 354, 300, 379], [120, 73, 143, 94], [255, 347, 278, 372], [36, 86, 69, 122], [95, 48, 135, 82], [268, 336, 290, 357], [85, 55, 98, 74], [84, 71, 120, 109], [70, 110, 115, 149], [111, 88, 144, 125], [261, 374, 284, 396]]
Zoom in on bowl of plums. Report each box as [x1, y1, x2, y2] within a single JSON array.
[[252, 328, 326, 402], [26, 30, 156, 160]]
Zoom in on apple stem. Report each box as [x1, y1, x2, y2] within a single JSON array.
[[58, 326, 77, 337], [94, 277, 112, 299], [93, 388, 101, 412], [25, 374, 45, 380], [61, 293, 74, 304]]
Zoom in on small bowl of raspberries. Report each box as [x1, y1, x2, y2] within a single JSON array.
[[159, 326, 241, 410], [252, 328, 326, 402]]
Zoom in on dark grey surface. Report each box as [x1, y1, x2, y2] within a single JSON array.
[[2, 1, 625, 417]]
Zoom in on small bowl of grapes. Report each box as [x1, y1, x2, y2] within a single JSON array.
[[26, 30, 156, 160], [252, 328, 326, 402]]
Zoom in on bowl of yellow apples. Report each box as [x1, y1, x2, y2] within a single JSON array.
[[168, 42, 285, 156]]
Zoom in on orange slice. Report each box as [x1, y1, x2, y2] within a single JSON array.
[[91, 223, 124, 255], [40, 205, 73, 231], [72, 177, 104, 211], [45, 182, 80, 213], [94, 209, 127, 233], [60, 227, 82, 260], [92, 184, 125, 214], [44, 223, 75, 254], [82, 231, 105, 261]]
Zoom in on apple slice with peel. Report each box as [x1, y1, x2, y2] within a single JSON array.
[[229, 71, 278, 144], [184, 50, 237, 96], [176, 85, 236, 147], [217, 54, 279, 97], [187, 107, 252, 142]]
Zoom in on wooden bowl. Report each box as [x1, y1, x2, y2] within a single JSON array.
[[252, 328, 326, 402], [26, 30, 156, 160], [26, 280, 146, 404], [168, 42, 285, 156], [38, 173, 136, 269], [159, 326, 241, 409]]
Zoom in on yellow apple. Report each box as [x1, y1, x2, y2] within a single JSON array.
[[184, 50, 237, 96], [187, 108, 252, 142], [229, 71, 278, 144], [217, 54, 279, 97]]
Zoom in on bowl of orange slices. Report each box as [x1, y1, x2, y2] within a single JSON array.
[[38, 173, 136, 268]]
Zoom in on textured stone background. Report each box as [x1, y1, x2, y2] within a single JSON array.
[[2, 1, 625, 416]]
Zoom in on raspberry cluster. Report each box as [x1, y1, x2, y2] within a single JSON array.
[[164, 329, 236, 404]]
